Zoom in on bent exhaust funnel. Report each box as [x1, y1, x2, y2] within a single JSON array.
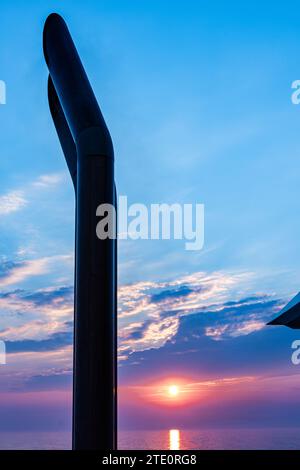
[[43, 13, 117, 450]]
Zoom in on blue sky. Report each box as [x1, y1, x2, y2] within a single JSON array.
[[1, 0, 300, 288], [1, 0, 300, 447]]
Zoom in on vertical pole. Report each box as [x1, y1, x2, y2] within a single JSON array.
[[44, 13, 117, 450], [73, 132, 116, 450]]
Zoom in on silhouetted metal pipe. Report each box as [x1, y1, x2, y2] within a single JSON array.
[[48, 76, 77, 189], [43, 13, 117, 450]]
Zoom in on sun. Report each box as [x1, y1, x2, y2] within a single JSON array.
[[168, 385, 179, 397]]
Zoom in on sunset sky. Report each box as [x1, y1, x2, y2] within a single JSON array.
[[1, 0, 300, 446]]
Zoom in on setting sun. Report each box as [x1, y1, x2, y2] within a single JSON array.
[[168, 385, 179, 397]]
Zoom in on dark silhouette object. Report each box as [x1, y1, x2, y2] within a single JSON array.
[[43, 13, 117, 450], [268, 292, 300, 329]]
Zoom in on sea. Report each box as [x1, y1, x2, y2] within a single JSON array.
[[0, 428, 300, 450]]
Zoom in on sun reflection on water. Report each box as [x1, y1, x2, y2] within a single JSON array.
[[169, 429, 180, 450]]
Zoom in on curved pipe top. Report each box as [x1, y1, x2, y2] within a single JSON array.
[[48, 76, 77, 189], [43, 13, 113, 157]]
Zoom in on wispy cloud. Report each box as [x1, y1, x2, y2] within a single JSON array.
[[0, 191, 27, 215], [0, 284, 73, 345], [0, 172, 65, 218], [0, 259, 51, 288], [0, 255, 72, 289], [32, 173, 65, 188]]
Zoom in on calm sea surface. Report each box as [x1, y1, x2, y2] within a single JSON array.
[[0, 428, 300, 450]]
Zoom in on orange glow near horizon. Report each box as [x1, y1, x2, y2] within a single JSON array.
[[134, 377, 196, 406], [119, 375, 257, 408]]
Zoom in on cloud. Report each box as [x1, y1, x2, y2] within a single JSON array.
[[1, 266, 262, 365], [119, 293, 298, 388], [202, 297, 279, 340], [0, 269, 255, 368], [0, 259, 51, 288], [0, 284, 73, 343], [0, 344, 73, 394], [150, 285, 196, 303], [0, 266, 292, 404], [0, 266, 298, 437], [223, 320, 266, 337], [0, 255, 72, 289], [120, 316, 179, 355], [118, 270, 278, 358], [0, 172, 65, 219], [23, 286, 73, 306], [6, 331, 73, 353], [0, 267, 284, 364], [32, 173, 65, 188], [0, 191, 27, 215]]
